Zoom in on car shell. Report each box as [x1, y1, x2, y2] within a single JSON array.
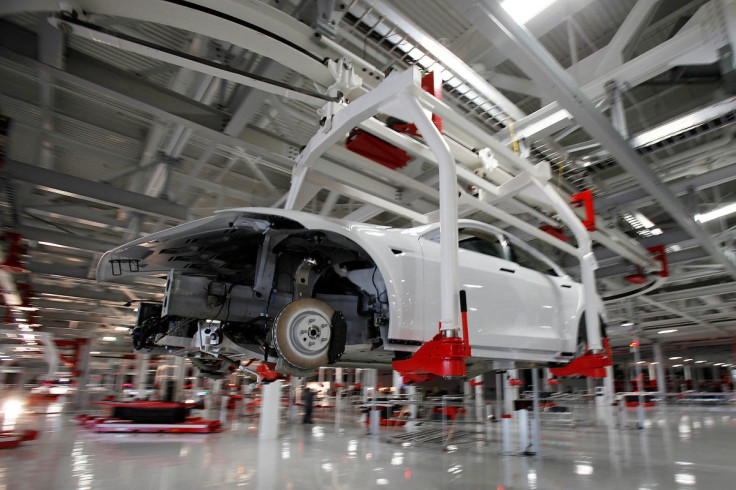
[[97, 207, 585, 364]]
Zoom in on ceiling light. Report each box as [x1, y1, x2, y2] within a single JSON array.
[[634, 212, 655, 229], [114, 326, 130, 332], [90, 351, 100, 355], [621, 322, 635, 327], [102, 336, 116, 342], [695, 360, 707, 364], [501, 0, 557, 24], [694, 202, 736, 223], [658, 329, 678, 334], [38, 241, 69, 248], [684, 359, 693, 362], [714, 363, 724, 366], [672, 364, 683, 367], [670, 357, 682, 360]]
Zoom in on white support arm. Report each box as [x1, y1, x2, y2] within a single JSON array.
[[401, 96, 460, 335], [285, 67, 461, 335]]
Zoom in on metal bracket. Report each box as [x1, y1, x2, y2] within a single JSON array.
[[293, 258, 317, 300], [325, 58, 363, 99]]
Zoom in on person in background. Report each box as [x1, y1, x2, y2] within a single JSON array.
[[303, 387, 315, 424]]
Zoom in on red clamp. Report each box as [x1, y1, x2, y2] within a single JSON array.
[[402, 373, 435, 384], [539, 225, 569, 242], [549, 338, 612, 378], [508, 378, 525, 386], [0, 232, 26, 274], [391, 290, 472, 378], [570, 189, 596, 231], [392, 333, 467, 378], [469, 378, 483, 387], [625, 245, 668, 283], [647, 245, 669, 277], [256, 362, 285, 382]]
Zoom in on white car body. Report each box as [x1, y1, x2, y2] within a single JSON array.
[[97, 208, 588, 376]]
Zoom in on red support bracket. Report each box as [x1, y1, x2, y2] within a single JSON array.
[[0, 232, 26, 274], [647, 244, 669, 277], [345, 72, 443, 171], [539, 225, 569, 242], [392, 290, 471, 378], [549, 338, 613, 378], [402, 373, 435, 384], [570, 189, 596, 231], [256, 362, 285, 382], [625, 245, 668, 283]]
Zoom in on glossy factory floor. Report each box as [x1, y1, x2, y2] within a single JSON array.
[[2, 403, 736, 489]]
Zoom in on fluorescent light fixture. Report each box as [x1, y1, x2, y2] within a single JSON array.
[[621, 322, 635, 327], [694, 202, 736, 223], [695, 360, 707, 364], [634, 212, 655, 229], [102, 336, 116, 342], [90, 351, 101, 355], [669, 357, 682, 360], [672, 364, 683, 367], [38, 241, 69, 249], [511, 109, 571, 141], [501, 0, 557, 24], [114, 326, 130, 332], [714, 362, 724, 366], [684, 359, 693, 362], [658, 329, 678, 334]]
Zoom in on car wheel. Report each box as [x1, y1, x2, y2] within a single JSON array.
[[273, 298, 334, 370]]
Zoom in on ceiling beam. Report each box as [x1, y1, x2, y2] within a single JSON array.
[[468, 0, 736, 282], [638, 295, 730, 335], [4, 159, 189, 221], [596, 152, 736, 211]]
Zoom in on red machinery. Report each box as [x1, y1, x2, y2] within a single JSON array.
[[549, 337, 613, 378], [346, 72, 442, 170], [0, 430, 39, 449], [76, 401, 223, 434], [392, 290, 472, 378]]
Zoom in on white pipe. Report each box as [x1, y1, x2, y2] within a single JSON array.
[[403, 96, 460, 334], [535, 178, 601, 351]]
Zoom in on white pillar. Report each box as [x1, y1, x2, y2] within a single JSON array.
[[72, 340, 92, 410], [407, 385, 418, 420], [173, 356, 186, 402], [474, 375, 484, 422], [504, 369, 519, 415], [392, 370, 402, 395], [363, 368, 377, 402], [135, 354, 150, 398], [603, 365, 615, 405], [259, 380, 282, 439], [335, 368, 344, 427], [653, 343, 666, 393], [684, 366, 692, 384]]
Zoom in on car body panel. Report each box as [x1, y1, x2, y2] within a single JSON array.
[[97, 208, 587, 366]]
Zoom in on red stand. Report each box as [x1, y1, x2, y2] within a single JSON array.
[[549, 338, 613, 378]]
